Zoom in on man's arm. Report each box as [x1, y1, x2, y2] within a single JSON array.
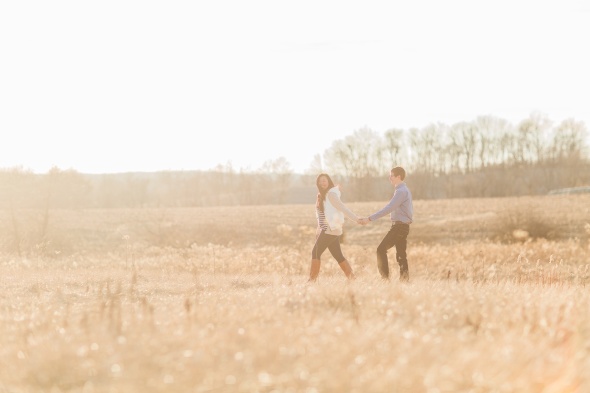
[[369, 188, 407, 222]]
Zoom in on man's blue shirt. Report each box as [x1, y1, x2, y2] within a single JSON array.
[[369, 182, 413, 223]]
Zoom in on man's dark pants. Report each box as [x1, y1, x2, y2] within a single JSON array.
[[376, 222, 410, 281]]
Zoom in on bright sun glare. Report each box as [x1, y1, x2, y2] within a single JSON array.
[[1, 0, 589, 174]]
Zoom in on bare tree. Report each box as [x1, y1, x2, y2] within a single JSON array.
[[259, 157, 293, 203], [382, 128, 405, 170], [324, 127, 384, 200], [306, 154, 324, 175], [235, 168, 257, 205], [550, 118, 588, 163], [447, 123, 467, 173], [408, 123, 448, 175], [516, 112, 552, 164], [474, 115, 510, 168]]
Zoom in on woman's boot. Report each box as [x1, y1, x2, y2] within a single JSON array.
[[308, 259, 321, 282], [338, 260, 355, 280]]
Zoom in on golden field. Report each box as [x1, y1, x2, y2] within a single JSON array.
[[1, 194, 590, 392]]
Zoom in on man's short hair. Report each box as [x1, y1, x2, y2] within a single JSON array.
[[391, 166, 406, 180]]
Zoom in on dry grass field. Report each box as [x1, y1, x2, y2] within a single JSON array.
[[1, 194, 590, 392]]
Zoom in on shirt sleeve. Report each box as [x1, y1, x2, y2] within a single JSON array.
[[327, 191, 358, 221], [369, 188, 407, 221]]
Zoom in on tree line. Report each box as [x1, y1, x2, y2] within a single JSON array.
[[323, 113, 589, 200], [1, 113, 589, 209]]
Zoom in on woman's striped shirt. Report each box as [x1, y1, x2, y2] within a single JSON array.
[[316, 207, 329, 231]]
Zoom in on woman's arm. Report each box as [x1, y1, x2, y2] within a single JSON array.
[[327, 192, 358, 221]]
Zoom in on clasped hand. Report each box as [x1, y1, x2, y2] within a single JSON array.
[[357, 217, 370, 226]]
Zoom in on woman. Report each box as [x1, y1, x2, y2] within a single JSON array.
[[309, 173, 359, 282]]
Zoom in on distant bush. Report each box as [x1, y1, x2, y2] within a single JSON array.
[[492, 205, 555, 243]]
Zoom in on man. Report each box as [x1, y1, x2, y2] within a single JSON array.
[[359, 167, 413, 281]]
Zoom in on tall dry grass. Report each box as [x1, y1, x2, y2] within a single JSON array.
[[1, 194, 590, 392], [1, 194, 589, 254]]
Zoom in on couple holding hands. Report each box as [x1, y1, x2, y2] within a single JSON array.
[[310, 167, 413, 282]]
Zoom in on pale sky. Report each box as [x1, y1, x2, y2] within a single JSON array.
[[1, 0, 589, 174]]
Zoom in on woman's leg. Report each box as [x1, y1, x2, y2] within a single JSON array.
[[338, 260, 355, 279], [309, 231, 336, 282], [327, 236, 355, 279]]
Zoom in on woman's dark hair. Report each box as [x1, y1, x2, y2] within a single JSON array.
[[316, 173, 335, 212]]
